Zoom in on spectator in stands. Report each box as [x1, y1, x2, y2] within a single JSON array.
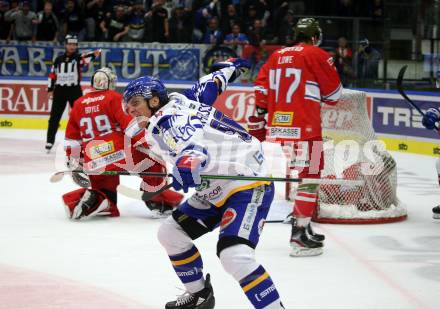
[[370, 0, 384, 19], [224, 24, 249, 53], [168, 4, 192, 43], [36, 1, 59, 42], [101, 5, 129, 42], [335, 36, 354, 86], [146, 0, 169, 42], [357, 38, 381, 79], [221, 4, 240, 36], [192, 0, 218, 42], [247, 19, 266, 47], [277, 9, 295, 45], [127, 0, 147, 41], [85, 0, 109, 41], [6, 1, 37, 42], [63, 0, 85, 40], [0, 1, 12, 40], [243, 4, 258, 35], [202, 16, 222, 45], [337, 0, 355, 17]]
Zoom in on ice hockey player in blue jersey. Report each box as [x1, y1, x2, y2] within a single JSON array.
[[422, 107, 440, 219], [123, 58, 285, 309]]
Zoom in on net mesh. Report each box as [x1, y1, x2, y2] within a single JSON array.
[[310, 89, 406, 223]]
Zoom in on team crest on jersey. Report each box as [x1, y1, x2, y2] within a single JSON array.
[[87, 141, 115, 159], [221, 208, 237, 230], [272, 112, 293, 126]]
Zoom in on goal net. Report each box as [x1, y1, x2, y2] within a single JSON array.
[[289, 89, 407, 224]]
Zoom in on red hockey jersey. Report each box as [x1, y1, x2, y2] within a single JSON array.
[[254, 43, 342, 141], [65, 89, 141, 170]]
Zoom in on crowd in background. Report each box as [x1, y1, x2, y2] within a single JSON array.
[[0, 0, 384, 44], [0, 0, 384, 84]]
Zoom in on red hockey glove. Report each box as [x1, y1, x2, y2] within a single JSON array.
[[247, 115, 267, 142]]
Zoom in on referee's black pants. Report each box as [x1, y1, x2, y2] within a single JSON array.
[[46, 85, 82, 145]]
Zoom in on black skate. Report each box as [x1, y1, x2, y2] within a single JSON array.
[[165, 274, 215, 309], [290, 221, 323, 257], [145, 200, 173, 218], [306, 223, 325, 242], [45, 143, 53, 154], [433, 205, 440, 219]]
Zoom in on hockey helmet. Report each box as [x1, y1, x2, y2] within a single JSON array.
[[294, 18, 322, 46], [123, 76, 168, 112], [91, 67, 117, 90], [65, 34, 78, 45]]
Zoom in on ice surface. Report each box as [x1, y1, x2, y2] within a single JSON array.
[[0, 129, 439, 309]]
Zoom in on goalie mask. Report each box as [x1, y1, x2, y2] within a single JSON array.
[[91, 67, 117, 90], [294, 17, 322, 46]]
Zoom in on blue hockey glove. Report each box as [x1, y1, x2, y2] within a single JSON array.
[[422, 108, 440, 130], [210, 58, 251, 82], [172, 155, 206, 193]]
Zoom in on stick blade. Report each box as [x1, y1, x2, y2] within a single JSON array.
[[49, 171, 65, 183]]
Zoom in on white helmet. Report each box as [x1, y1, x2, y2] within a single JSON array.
[[91, 67, 117, 90]]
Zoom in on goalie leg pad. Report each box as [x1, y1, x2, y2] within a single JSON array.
[[62, 188, 117, 220]]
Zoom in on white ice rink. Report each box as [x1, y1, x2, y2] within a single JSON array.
[[0, 129, 439, 309]]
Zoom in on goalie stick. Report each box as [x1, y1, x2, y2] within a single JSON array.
[[397, 65, 439, 130], [50, 170, 365, 186]]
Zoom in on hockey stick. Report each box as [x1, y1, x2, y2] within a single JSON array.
[[50, 170, 365, 186], [117, 183, 173, 201], [396, 65, 427, 117], [397, 65, 440, 132]]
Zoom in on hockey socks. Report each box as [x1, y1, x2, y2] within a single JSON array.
[[169, 245, 205, 293], [239, 265, 281, 309]]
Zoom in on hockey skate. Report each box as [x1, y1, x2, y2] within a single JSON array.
[[165, 274, 215, 309], [306, 222, 325, 242], [45, 143, 53, 154], [433, 205, 440, 219], [287, 217, 325, 242], [290, 220, 323, 257], [145, 200, 173, 218]]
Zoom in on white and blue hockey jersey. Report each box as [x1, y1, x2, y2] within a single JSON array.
[[146, 91, 270, 207]]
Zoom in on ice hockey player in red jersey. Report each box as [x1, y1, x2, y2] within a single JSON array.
[[249, 18, 342, 256], [62, 67, 183, 220]]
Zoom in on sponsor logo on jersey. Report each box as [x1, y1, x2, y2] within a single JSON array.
[[221, 208, 237, 230], [272, 112, 293, 126], [176, 267, 199, 277], [87, 150, 125, 170], [268, 127, 301, 139], [254, 284, 276, 302], [257, 219, 265, 235], [87, 141, 115, 159], [197, 185, 223, 200], [195, 179, 210, 191], [81, 95, 105, 105], [0, 120, 13, 127]]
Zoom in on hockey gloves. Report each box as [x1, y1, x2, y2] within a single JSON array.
[[211, 58, 251, 83], [172, 155, 206, 193], [247, 115, 267, 142], [422, 108, 440, 130]]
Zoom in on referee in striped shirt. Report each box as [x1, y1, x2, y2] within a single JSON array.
[[45, 34, 101, 153]]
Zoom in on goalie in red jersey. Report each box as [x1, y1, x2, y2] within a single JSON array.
[[249, 18, 343, 256], [62, 67, 183, 220]]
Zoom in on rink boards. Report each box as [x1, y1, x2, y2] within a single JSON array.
[[1, 79, 440, 156]]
